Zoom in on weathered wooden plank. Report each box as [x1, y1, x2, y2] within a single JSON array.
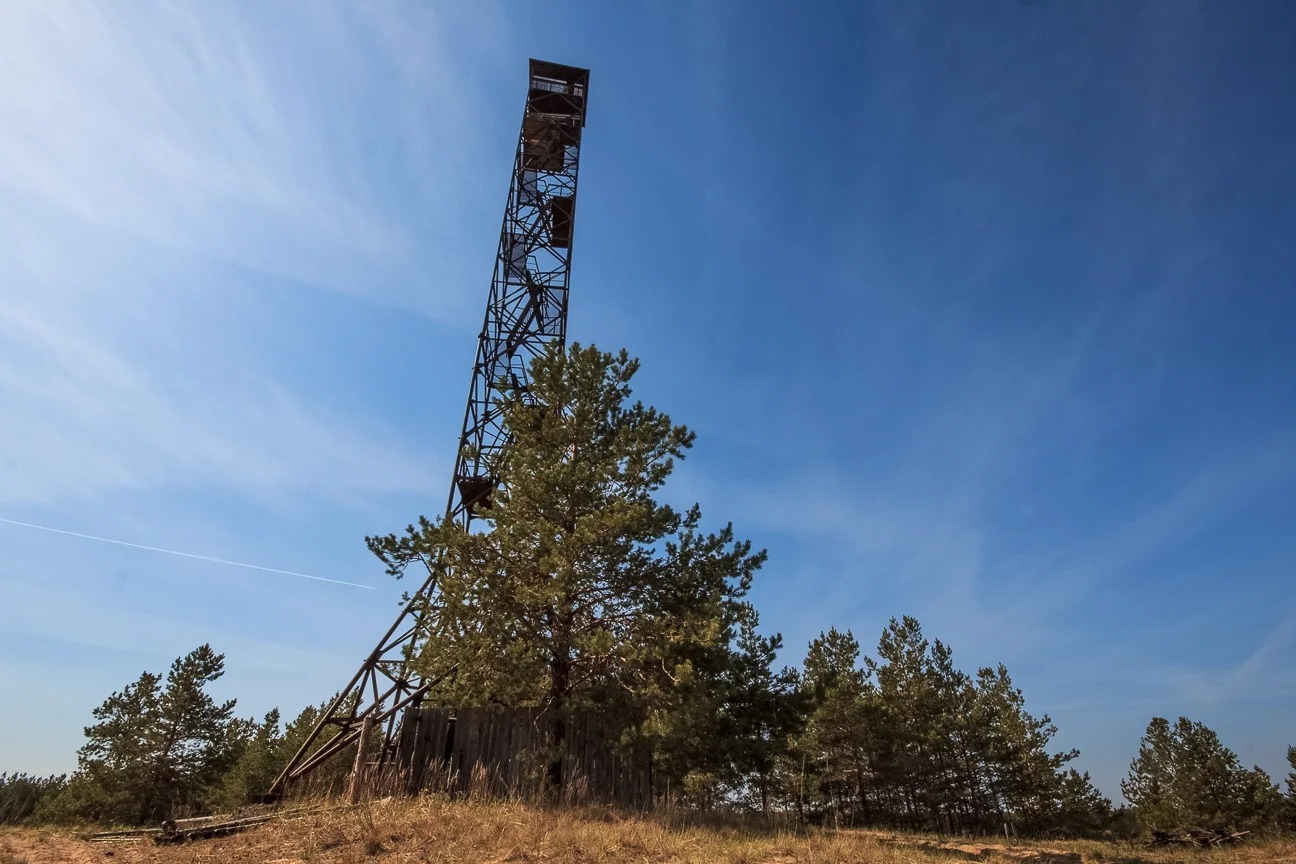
[[414, 708, 435, 791], [464, 707, 483, 793], [493, 709, 509, 792], [396, 706, 649, 806], [455, 708, 471, 793], [485, 709, 500, 793], [397, 708, 419, 792]]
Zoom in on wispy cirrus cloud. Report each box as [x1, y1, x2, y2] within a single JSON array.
[[687, 304, 1296, 670], [0, 0, 498, 318], [0, 1, 508, 510], [0, 232, 439, 507]]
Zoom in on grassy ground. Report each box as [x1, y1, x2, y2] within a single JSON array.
[[2, 797, 1293, 864]]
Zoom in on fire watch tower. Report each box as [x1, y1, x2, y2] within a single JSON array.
[[268, 59, 590, 798]]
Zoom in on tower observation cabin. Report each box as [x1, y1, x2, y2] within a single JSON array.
[[521, 61, 588, 247]]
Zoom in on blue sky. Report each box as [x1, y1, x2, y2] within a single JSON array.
[[1, 1, 1293, 800]]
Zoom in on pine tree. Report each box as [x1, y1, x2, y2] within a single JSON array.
[[867, 616, 936, 829], [211, 709, 282, 812], [42, 645, 237, 825], [924, 638, 979, 832], [1286, 745, 1296, 829], [715, 604, 805, 813], [1236, 765, 1285, 832], [1121, 716, 1283, 833], [1122, 717, 1180, 829], [803, 628, 867, 702], [794, 628, 872, 825], [1053, 769, 1112, 837], [972, 663, 1077, 833], [366, 343, 765, 792], [0, 773, 67, 825], [789, 618, 1088, 835]]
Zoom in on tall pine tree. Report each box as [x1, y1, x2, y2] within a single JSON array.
[[366, 344, 767, 793]]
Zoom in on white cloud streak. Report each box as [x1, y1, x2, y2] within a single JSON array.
[[0, 517, 375, 589]]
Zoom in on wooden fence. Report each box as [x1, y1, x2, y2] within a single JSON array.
[[391, 706, 651, 807]]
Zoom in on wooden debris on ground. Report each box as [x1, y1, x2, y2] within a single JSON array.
[[83, 827, 160, 844], [87, 802, 334, 846], [1150, 826, 1250, 847]]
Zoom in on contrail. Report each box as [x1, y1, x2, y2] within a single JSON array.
[[0, 516, 376, 590]]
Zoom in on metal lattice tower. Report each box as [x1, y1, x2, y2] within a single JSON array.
[[268, 59, 589, 798]]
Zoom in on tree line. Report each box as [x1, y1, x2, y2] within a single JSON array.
[[0, 645, 349, 827], [5, 344, 1294, 836], [6, 635, 1294, 836]]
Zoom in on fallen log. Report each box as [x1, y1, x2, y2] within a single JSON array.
[[87, 828, 162, 843], [155, 812, 279, 844], [90, 802, 332, 845]]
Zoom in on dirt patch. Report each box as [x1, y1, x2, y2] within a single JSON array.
[[868, 830, 1087, 864], [2, 830, 119, 864], [945, 842, 1082, 864]]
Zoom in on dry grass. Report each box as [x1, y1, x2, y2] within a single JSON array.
[[2, 798, 1294, 864]]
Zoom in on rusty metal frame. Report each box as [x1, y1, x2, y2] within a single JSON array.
[[267, 59, 589, 800]]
